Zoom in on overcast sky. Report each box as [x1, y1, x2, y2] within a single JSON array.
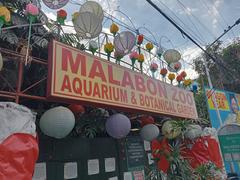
[[41, 0, 240, 79]]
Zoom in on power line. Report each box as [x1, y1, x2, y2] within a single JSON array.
[[176, 0, 216, 41], [209, 0, 236, 38], [199, 0, 234, 40], [145, 0, 238, 80], [156, 0, 206, 46]]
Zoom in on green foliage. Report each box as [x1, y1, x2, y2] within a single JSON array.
[[194, 40, 240, 93], [74, 108, 109, 138]]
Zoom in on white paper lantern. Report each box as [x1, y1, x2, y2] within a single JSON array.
[[185, 124, 202, 140], [163, 49, 181, 63], [80, 1, 104, 21], [40, 106, 75, 139], [162, 120, 181, 139], [114, 31, 136, 55], [0, 53, 3, 71], [74, 12, 102, 39], [140, 124, 159, 141]]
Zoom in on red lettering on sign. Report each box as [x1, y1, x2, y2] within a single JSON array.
[[135, 75, 146, 92], [122, 71, 135, 89], [89, 61, 107, 82], [108, 64, 120, 86], [61, 75, 72, 92], [62, 48, 86, 75]]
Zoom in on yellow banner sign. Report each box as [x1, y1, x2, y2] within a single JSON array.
[[47, 41, 198, 119], [206, 89, 230, 111]]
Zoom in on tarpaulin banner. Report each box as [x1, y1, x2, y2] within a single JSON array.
[[0, 133, 39, 180], [48, 40, 198, 119]]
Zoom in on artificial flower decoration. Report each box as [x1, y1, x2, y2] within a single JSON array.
[[129, 51, 139, 70], [160, 68, 168, 78], [176, 75, 183, 85], [150, 62, 158, 78], [138, 53, 144, 73], [137, 34, 144, 45], [174, 62, 181, 72], [57, 9, 67, 25], [137, 34, 144, 54], [180, 71, 187, 78], [168, 73, 175, 84], [104, 42, 114, 61], [72, 12, 79, 22], [114, 51, 123, 65], [183, 79, 192, 87], [145, 42, 154, 52], [25, 3, 39, 65], [110, 23, 119, 36], [0, 6, 11, 32], [88, 40, 98, 55]]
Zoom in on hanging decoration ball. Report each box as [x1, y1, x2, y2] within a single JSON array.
[[145, 42, 154, 52], [163, 49, 181, 63], [162, 120, 181, 139], [157, 46, 164, 58], [80, 1, 104, 21], [68, 104, 85, 115], [140, 115, 155, 127], [180, 71, 187, 78], [0, 6, 11, 31], [140, 124, 159, 141], [192, 81, 198, 93], [42, 0, 69, 10], [39, 106, 75, 139], [110, 23, 119, 36], [160, 68, 168, 78], [88, 40, 98, 55], [185, 124, 202, 140], [137, 34, 144, 45], [0, 52, 3, 71], [114, 31, 136, 56], [57, 9, 67, 25], [73, 12, 102, 39], [105, 114, 131, 139]]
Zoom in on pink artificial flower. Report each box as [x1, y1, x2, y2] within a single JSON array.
[[150, 63, 158, 72], [26, 3, 39, 16], [129, 51, 139, 60]]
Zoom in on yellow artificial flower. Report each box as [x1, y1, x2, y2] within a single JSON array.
[[168, 73, 175, 81], [183, 79, 192, 86], [0, 6, 11, 22], [138, 54, 144, 62], [72, 12, 79, 22], [145, 42, 154, 52], [104, 42, 114, 54], [110, 23, 119, 35]]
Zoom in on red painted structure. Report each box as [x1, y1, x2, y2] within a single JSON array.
[[0, 48, 48, 103]]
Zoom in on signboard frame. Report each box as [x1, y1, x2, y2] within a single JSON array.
[[47, 40, 198, 119]]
